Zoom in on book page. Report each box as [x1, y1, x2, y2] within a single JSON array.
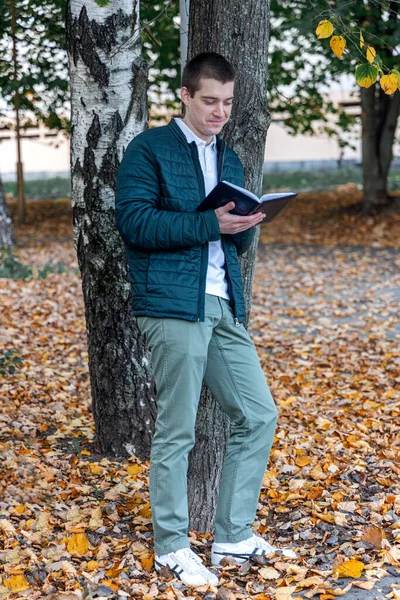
[[260, 192, 297, 202], [221, 180, 260, 202]]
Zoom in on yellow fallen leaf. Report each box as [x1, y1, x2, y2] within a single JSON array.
[[141, 554, 154, 572], [335, 559, 364, 578], [127, 464, 143, 475], [67, 532, 89, 555], [106, 560, 125, 577], [138, 502, 152, 518], [81, 449, 91, 456], [295, 456, 312, 467], [4, 574, 30, 592], [89, 464, 103, 475], [87, 560, 98, 571]]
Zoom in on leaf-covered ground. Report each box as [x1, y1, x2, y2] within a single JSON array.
[[1, 191, 400, 600]]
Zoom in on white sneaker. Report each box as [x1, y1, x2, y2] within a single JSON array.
[[155, 547, 219, 587], [211, 533, 297, 566]]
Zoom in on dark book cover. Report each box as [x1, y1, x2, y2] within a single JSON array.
[[196, 181, 297, 221]]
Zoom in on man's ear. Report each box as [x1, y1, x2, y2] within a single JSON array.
[[180, 86, 190, 106]]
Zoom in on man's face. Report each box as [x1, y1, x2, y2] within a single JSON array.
[[180, 77, 234, 142]]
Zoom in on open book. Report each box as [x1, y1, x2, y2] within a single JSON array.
[[196, 180, 298, 222]]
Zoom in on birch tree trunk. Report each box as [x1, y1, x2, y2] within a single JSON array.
[[0, 174, 16, 248], [66, 0, 156, 458], [187, 0, 271, 531], [361, 86, 400, 212]]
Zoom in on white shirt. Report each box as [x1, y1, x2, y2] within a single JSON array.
[[174, 118, 229, 299]]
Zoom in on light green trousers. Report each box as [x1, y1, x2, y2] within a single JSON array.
[[137, 293, 278, 556]]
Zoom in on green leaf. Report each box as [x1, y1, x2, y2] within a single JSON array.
[[355, 63, 378, 88], [94, 0, 110, 5], [374, 54, 383, 72]]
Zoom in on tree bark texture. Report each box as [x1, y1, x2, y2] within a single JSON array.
[[66, 0, 155, 458], [187, 0, 271, 532], [0, 175, 16, 248], [361, 86, 400, 211]]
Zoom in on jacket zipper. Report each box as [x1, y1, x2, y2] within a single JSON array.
[[174, 128, 240, 325], [190, 142, 208, 322]]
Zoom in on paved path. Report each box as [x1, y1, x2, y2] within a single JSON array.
[[254, 243, 400, 342], [253, 243, 400, 599]]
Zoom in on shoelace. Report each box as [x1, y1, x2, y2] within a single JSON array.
[[249, 536, 276, 553], [174, 548, 206, 574]]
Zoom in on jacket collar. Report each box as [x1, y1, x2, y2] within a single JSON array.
[[168, 117, 226, 155]]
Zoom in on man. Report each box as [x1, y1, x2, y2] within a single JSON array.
[[115, 52, 296, 587]]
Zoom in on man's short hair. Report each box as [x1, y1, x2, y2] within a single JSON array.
[[182, 52, 235, 96]]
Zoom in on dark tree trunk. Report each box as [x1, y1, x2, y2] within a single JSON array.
[[360, 0, 399, 213], [187, 0, 271, 531], [66, 0, 156, 458], [0, 174, 16, 248], [361, 86, 400, 212]]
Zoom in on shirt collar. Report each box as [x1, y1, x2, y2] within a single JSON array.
[[174, 118, 216, 151]]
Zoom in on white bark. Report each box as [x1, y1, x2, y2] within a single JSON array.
[[67, 0, 154, 457]]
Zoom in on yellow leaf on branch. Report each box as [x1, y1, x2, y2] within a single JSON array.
[[366, 46, 376, 63], [330, 36, 346, 58], [316, 20, 334, 39], [380, 73, 399, 95], [360, 30, 364, 48], [355, 64, 378, 88]]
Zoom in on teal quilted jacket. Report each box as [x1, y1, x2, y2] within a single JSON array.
[[115, 119, 254, 323]]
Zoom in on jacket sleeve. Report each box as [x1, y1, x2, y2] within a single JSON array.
[[229, 228, 255, 256], [115, 137, 221, 251], [228, 156, 255, 256]]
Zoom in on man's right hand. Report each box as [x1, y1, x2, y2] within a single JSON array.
[[215, 202, 266, 234]]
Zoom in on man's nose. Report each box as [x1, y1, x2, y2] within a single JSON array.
[[213, 103, 225, 117]]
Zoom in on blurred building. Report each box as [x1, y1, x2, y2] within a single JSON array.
[[0, 119, 70, 181], [0, 89, 381, 180]]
